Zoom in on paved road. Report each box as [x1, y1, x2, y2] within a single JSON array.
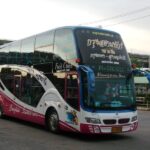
[[0, 111, 150, 150]]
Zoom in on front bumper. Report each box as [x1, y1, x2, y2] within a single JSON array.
[[80, 121, 138, 134]]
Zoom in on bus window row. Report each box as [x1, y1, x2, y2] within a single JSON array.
[[0, 67, 45, 107], [0, 67, 79, 110], [0, 29, 77, 66]]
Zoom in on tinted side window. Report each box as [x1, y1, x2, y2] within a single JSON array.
[[13, 69, 22, 99], [21, 36, 35, 65], [35, 31, 54, 51], [21, 73, 45, 107], [8, 41, 21, 64], [0, 46, 9, 64], [46, 73, 65, 98], [1, 68, 14, 93], [34, 31, 54, 64], [54, 29, 77, 64], [65, 74, 79, 110], [1, 67, 45, 107], [21, 36, 35, 52]]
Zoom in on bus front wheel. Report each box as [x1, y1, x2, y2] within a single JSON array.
[[46, 109, 59, 133]]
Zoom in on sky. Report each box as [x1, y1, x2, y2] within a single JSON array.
[[0, 0, 150, 55]]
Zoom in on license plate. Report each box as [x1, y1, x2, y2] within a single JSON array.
[[112, 127, 122, 133]]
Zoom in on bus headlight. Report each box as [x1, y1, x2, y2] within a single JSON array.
[[85, 117, 101, 124], [131, 116, 137, 122]]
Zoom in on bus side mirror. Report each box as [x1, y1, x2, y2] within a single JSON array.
[[77, 65, 95, 94], [88, 71, 95, 93]]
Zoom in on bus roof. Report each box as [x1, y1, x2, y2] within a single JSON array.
[[55, 26, 120, 35], [0, 26, 120, 49]]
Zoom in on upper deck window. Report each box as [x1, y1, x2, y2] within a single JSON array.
[[54, 29, 77, 64], [21, 36, 35, 65], [35, 30, 54, 53], [21, 36, 35, 53], [8, 41, 22, 64], [0, 46, 9, 64], [34, 31, 54, 64]]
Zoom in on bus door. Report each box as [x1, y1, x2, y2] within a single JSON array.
[[64, 73, 80, 111]]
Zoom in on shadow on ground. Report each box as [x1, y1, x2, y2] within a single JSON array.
[[1, 116, 134, 142]]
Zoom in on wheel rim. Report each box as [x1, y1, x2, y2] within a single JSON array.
[[49, 113, 58, 132]]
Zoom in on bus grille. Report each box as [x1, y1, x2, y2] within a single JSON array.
[[103, 119, 116, 125], [118, 118, 130, 124]]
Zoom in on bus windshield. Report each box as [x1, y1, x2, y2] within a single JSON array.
[[75, 28, 136, 110]]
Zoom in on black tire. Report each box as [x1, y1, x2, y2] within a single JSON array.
[[0, 105, 3, 118], [46, 109, 59, 133]]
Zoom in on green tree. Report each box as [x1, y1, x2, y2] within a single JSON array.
[[0, 40, 12, 45]]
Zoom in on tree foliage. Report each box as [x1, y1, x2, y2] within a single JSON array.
[[0, 40, 12, 45]]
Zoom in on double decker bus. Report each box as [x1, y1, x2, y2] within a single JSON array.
[[0, 26, 138, 134]]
